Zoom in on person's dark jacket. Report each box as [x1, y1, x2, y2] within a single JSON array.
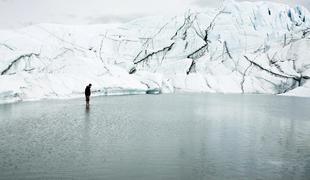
[[85, 86, 91, 96]]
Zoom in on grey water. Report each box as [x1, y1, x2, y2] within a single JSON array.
[[0, 94, 310, 180]]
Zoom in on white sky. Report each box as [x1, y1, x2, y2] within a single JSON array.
[[0, 0, 309, 29]]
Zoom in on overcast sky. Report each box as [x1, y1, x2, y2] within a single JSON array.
[[0, 0, 309, 29]]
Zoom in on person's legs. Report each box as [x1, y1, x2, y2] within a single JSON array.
[[86, 96, 90, 106]]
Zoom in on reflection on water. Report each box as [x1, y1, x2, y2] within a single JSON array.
[[82, 105, 91, 164], [0, 94, 310, 180]]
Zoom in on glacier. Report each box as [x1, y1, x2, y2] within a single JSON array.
[[1, 0, 310, 103]]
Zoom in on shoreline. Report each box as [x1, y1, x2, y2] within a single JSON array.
[[1, 90, 309, 105]]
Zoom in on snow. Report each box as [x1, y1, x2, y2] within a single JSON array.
[[1, 0, 310, 103]]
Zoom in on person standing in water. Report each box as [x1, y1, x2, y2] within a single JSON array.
[[85, 84, 92, 106]]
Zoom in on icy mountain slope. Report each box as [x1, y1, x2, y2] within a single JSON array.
[[1, 0, 310, 103]]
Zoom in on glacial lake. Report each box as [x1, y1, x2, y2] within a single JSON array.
[[0, 94, 310, 180]]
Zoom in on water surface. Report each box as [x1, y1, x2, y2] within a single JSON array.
[[0, 94, 310, 180]]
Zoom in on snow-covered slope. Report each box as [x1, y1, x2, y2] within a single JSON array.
[[1, 0, 310, 103]]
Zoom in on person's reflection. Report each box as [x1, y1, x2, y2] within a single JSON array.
[[85, 105, 90, 114], [82, 105, 91, 166]]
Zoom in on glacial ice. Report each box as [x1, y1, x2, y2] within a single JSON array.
[[1, 0, 310, 103]]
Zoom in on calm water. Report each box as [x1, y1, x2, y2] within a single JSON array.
[[0, 94, 310, 180]]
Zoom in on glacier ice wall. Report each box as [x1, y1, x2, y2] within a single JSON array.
[[1, 0, 310, 103]]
